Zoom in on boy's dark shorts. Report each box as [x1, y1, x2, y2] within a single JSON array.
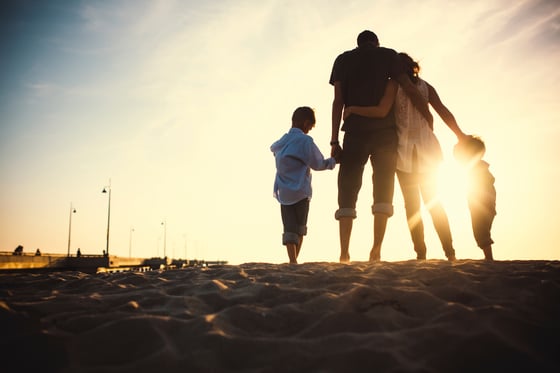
[[281, 198, 310, 245]]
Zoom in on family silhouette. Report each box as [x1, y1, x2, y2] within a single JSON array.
[[272, 30, 496, 264]]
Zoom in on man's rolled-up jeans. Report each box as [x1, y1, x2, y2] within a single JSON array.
[[335, 128, 397, 220]]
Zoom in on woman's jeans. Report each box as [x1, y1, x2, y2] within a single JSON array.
[[396, 170, 455, 258]]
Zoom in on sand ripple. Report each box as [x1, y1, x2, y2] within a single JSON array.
[[1, 260, 559, 372]]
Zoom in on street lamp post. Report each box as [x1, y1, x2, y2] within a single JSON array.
[[183, 233, 188, 263], [67, 203, 77, 257], [102, 180, 112, 257], [129, 227, 134, 258], [161, 221, 167, 259]]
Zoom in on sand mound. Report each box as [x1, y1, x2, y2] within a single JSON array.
[[1, 260, 558, 372]]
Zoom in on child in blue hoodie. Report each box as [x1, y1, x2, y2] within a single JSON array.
[[271, 107, 338, 264]]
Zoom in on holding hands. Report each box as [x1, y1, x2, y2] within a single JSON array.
[[330, 141, 342, 163]]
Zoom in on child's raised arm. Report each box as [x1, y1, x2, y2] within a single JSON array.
[[343, 79, 398, 119]]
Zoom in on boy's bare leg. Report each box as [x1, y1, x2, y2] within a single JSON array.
[[286, 243, 298, 264], [482, 245, 493, 261], [369, 214, 388, 262], [296, 236, 303, 259], [339, 217, 352, 263]]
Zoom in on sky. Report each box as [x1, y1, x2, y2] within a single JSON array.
[[1, 0, 559, 265]]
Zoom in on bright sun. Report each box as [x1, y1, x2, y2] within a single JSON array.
[[435, 158, 469, 219], [428, 130, 470, 221]]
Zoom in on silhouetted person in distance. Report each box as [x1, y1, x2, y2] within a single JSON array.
[[454, 135, 496, 261], [77, 248, 81, 257], [35, 248, 41, 256], [344, 53, 468, 261], [329, 30, 433, 263], [13, 245, 23, 255], [271, 106, 337, 264]]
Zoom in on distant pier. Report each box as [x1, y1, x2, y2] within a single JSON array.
[[0, 252, 227, 274]]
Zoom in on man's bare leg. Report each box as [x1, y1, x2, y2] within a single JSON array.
[[369, 214, 388, 262], [286, 243, 298, 264], [339, 217, 353, 263], [482, 245, 493, 261], [296, 236, 304, 259]]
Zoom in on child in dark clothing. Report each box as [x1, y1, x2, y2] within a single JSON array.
[[453, 135, 496, 260]]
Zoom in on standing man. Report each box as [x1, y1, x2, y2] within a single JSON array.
[[329, 30, 432, 262]]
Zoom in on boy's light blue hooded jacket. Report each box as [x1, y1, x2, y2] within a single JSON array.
[[271, 128, 335, 205]]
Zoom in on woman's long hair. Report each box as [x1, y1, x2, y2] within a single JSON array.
[[399, 53, 420, 84]]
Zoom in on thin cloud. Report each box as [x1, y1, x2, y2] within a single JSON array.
[[477, 0, 560, 51]]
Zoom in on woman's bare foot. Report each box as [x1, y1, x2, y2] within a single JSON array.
[[369, 247, 380, 262]]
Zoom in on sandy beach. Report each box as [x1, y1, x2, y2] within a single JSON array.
[[1, 260, 559, 372]]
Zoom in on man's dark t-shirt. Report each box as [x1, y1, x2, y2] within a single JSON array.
[[329, 44, 404, 132]]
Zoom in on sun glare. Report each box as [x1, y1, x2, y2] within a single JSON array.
[[435, 159, 469, 219]]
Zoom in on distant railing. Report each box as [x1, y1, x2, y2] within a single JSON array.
[[0, 251, 228, 272]]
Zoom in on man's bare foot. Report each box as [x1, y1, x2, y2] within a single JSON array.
[[339, 253, 350, 263], [369, 248, 380, 262], [482, 246, 493, 261]]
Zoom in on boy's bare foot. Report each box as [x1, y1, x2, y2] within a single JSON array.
[[286, 244, 298, 264], [369, 247, 380, 262]]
